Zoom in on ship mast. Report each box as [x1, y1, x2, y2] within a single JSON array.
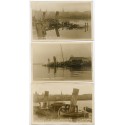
[[60, 44, 64, 63]]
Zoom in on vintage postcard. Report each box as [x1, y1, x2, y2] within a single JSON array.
[[32, 42, 93, 81], [31, 1, 93, 40], [32, 82, 94, 124]]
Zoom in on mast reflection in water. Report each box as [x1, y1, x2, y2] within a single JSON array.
[[33, 65, 92, 81]]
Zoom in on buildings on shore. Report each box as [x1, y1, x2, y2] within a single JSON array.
[[33, 92, 92, 102]]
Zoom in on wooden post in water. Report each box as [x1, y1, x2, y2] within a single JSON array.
[[48, 58, 50, 66], [69, 88, 79, 113], [36, 11, 46, 38], [48, 59, 50, 73], [55, 11, 60, 37], [41, 12, 46, 37], [87, 22, 89, 31], [85, 23, 87, 32], [53, 56, 56, 67], [53, 56, 57, 74], [43, 91, 49, 108]]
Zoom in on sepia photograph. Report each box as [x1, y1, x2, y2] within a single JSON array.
[[32, 42, 92, 81], [31, 1, 93, 40], [32, 82, 93, 124]]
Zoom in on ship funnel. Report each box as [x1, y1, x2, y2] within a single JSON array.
[[71, 88, 79, 105], [43, 91, 49, 108], [55, 11, 59, 19], [42, 11, 46, 20], [69, 88, 79, 113]]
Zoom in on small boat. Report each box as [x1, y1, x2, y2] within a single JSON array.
[[49, 102, 65, 112], [34, 106, 51, 116], [58, 104, 89, 118], [34, 102, 65, 116]]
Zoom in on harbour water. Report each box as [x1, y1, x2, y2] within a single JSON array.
[[32, 19, 91, 40], [33, 64, 92, 81]]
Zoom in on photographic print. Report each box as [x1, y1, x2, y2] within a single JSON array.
[[32, 42, 92, 81], [32, 82, 93, 124], [31, 1, 93, 40]]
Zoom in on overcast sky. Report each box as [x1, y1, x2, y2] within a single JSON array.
[[32, 82, 93, 95], [32, 43, 92, 64], [31, 1, 91, 12]]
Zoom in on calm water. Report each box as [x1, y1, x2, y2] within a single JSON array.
[[33, 100, 92, 123], [33, 65, 92, 81], [32, 20, 91, 40]]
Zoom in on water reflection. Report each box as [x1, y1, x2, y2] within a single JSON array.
[[33, 19, 91, 40], [32, 11, 91, 39], [48, 66, 91, 73], [33, 65, 92, 81]]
